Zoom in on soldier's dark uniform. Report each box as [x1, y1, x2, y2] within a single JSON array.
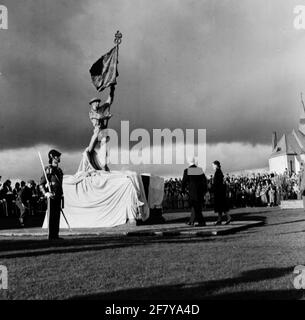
[[40, 162, 63, 240]]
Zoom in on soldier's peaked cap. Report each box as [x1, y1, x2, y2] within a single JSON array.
[[48, 149, 61, 159], [89, 97, 101, 105]]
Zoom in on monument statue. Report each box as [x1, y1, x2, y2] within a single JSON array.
[[85, 31, 122, 171]]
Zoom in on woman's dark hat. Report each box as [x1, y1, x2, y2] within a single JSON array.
[[213, 160, 221, 167]]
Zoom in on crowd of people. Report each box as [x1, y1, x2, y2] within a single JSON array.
[[163, 170, 301, 211], [0, 176, 46, 225]]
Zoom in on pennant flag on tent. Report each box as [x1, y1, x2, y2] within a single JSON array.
[[89, 46, 119, 92]]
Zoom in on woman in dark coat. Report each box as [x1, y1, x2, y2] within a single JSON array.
[[212, 161, 231, 225]]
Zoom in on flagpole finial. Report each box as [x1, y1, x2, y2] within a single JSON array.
[[114, 31, 122, 45]]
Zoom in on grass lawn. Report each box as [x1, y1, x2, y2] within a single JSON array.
[[1, 207, 305, 300]]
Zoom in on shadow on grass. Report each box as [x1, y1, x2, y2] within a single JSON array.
[[0, 236, 219, 259], [277, 230, 305, 235], [69, 266, 302, 300], [267, 219, 305, 227]]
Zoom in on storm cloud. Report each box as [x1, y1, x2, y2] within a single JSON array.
[[0, 0, 304, 178]]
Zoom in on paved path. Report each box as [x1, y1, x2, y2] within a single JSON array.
[[0, 208, 266, 238]]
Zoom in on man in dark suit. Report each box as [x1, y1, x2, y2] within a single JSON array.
[[182, 157, 208, 226]]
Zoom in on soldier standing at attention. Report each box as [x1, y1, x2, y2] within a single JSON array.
[[39, 149, 64, 241]]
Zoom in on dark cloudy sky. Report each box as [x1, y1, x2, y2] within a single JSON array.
[[0, 0, 305, 180]]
